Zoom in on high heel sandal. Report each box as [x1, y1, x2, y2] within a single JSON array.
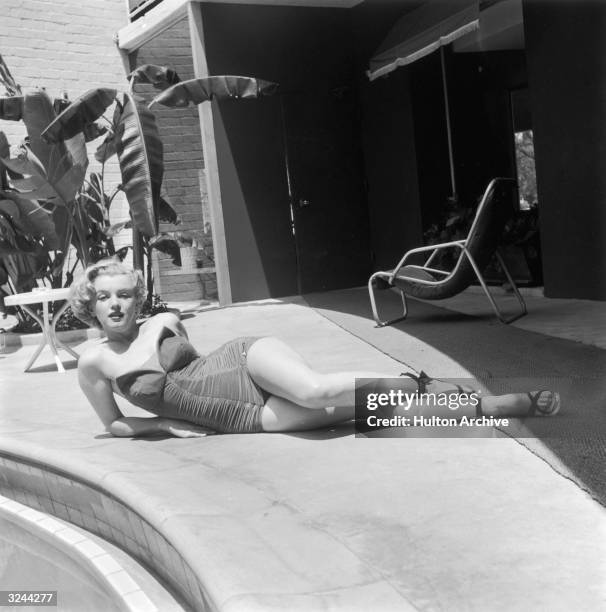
[[475, 390, 561, 419], [400, 370, 473, 395], [525, 390, 561, 416]]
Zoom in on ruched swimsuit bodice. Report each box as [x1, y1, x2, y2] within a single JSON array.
[[115, 327, 266, 433]]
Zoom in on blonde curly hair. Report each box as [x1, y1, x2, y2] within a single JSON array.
[[70, 259, 146, 329]]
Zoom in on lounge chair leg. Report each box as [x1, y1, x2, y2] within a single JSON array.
[[368, 273, 408, 327], [463, 249, 526, 324], [495, 250, 527, 323]]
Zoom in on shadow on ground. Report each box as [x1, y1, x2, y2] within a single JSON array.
[[304, 287, 606, 507], [27, 359, 79, 374]]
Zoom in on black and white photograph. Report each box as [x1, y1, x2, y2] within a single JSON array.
[[0, 0, 604, 610]]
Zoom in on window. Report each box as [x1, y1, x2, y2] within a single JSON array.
[[513, 129, 537, 210], [510, 88, 537, 210], [128, 0, 164, 22]]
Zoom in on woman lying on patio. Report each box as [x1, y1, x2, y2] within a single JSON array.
[[71, 260, 560, 438]]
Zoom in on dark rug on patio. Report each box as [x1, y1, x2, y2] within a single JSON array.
[[303, 287, 606, 507]]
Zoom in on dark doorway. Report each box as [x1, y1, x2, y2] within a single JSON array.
[[283, 87, 370, 294]]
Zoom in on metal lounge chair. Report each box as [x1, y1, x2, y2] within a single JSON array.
[[368, 177, 527, 326]]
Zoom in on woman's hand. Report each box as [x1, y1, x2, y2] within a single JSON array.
[[161, 419, 215, 438]]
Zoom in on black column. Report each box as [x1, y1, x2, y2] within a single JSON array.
[[523, 0, 606, 299]]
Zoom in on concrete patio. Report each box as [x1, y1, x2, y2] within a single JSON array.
[[0, 291, 604, 611]]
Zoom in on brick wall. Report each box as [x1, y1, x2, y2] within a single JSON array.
[[0, 0, 132, 260], [131, 16, 216, 303]]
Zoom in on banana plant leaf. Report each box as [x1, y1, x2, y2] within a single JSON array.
[[148, 233, 181, 265], [0, 96, 24, 120], [94, 131, 117, 163], [83, 121, 108, 142], [0, 132, 10, 189], [23, 91, 73, 176], [41, 88, 117, 143], [21, 91, 87, 202], [2, 250, 45, 291], [87, 172, 105, 200], [72, 196, 95, 265], [0, 132, 22, 184], [128, 64, 181, 90], [53, 96, 70, 116], [1, 146, 46, 176], [0, 234, 38, 258], [0, 132, 9, 160], [65, 133, 88, 170], [115, 246, 131, 261], [106, 219, 132, 237], [0, 192, 60, 250], [0, 53, 22, 96], [158, 195, 181, 225], [80, 173, 107, 223], [2, 144, 85, 205], [0, 213, 46, 261], [114, 93, 163, 237], [10, 176, 48, 192], [0, 199, 21, 221], [84, 172, 112, 210], [150, 76, 279, 108], [51, 205, 72, 257], [10, 178, 57, 202], [0, 213, 19, 253], [81, 195, 104, 225]]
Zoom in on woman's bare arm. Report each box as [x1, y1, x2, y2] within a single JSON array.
[[77, 347, 210, 438]]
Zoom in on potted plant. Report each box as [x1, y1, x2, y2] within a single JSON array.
[[149, 229, 214, 270], [423, 194, 543, 286]]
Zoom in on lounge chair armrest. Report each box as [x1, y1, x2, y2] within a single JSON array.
[[404, 264, 450, 276], [391, 240, 465, 280]]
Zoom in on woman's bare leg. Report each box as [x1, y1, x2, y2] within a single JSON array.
[[247, 337, 560, 427], [246, 337, 407, 409], [260, 396, 354, 432], [260, 391, 559, 432]]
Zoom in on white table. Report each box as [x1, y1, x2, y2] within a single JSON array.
[[5, 287, 79, 373]]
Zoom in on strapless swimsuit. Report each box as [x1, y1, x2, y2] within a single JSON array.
[[114, 327, 268, 433]]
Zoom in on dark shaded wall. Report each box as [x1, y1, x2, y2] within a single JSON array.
[[449, 50, 525, 208], [200, 3, 371, 301], [409, 49, 523, 231], [359, 68, 423, 270], [200, 4, 296, 301], [208, 95, 294, 301], [409, 51, 453, 231], [523, 0, 606, 299], [352, 0, 424, 270]]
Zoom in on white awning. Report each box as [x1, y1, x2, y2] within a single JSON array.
[[368, 0, 480, 81]]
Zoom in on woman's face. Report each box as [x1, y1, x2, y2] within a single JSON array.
[[92, 274, 139, 334]]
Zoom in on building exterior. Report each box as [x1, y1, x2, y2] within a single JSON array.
[[2, 1, 604, 304], [0, 0, 213, 303], [119, 0, 606, 304]]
